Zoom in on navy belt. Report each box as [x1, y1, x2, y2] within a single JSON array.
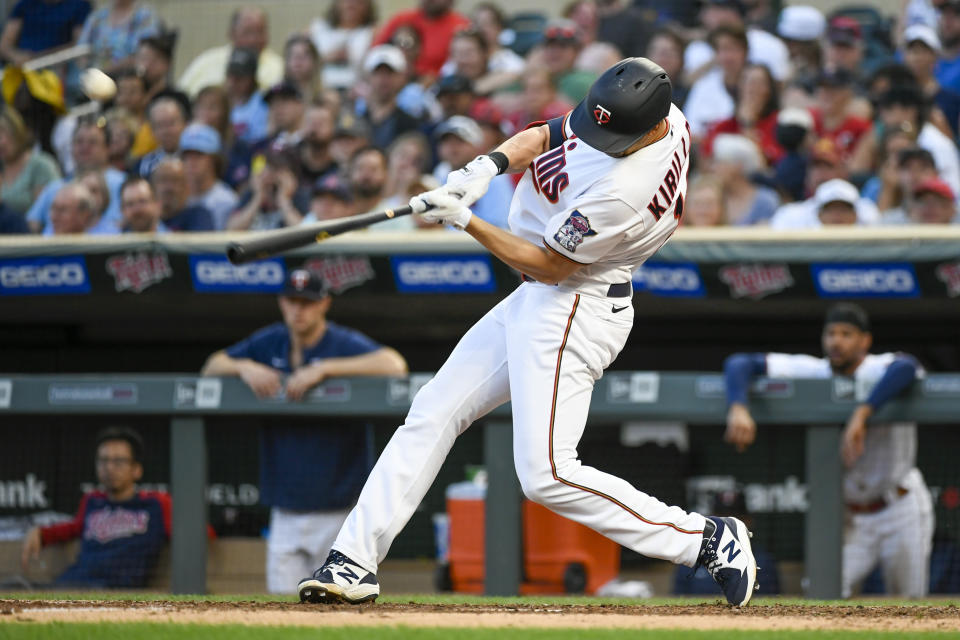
[[521, 274, 631, 298]]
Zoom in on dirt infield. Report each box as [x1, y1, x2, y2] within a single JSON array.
[[3, 599, 960, 631]]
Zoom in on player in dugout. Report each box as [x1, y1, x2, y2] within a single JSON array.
[[723, 302, 935, 598]]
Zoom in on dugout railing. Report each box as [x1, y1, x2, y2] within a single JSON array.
[[2, 372, 958, 598]]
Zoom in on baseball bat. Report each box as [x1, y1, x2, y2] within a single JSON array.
[[22, 44, 91, 71], [226, 205, 420, 264]]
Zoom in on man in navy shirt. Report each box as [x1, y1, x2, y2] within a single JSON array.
[[201, 269, 408, 593], [21, 427, 170, 588]]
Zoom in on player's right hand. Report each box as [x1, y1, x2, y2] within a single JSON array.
[[444, 155, 499, 207], [410, 188, 473, 230], [724, 404, 757, 452], [21, 527, 42, 570], [238, 361, 283, 398]]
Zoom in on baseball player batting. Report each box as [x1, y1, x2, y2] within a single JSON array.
[[298, 58, 757, 607], [724, 303, 934, 598]]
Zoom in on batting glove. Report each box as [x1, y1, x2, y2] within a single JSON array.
[[410, 188, 473, 230], [444, 155, 499, 206]]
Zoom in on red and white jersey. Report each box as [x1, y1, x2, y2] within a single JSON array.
[[765, 352, 921, 505], [508, 103, 692, 292]]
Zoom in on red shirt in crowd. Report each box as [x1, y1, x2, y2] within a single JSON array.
[[702, 111, 784, 166], [810, 109, 871, 161], [373, 8, 470, 77]]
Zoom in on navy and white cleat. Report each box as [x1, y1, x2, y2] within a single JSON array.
[[697, 516, 758, 607], [298, 550, 379, 604]]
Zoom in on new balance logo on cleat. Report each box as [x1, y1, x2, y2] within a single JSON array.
[[696, 516, 758, 607], [298, 550, 380, 604]]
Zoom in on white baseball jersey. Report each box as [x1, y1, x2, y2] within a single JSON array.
[[509, 103, 691, 291]]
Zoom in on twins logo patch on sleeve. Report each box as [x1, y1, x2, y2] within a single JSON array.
[[554, 210, 597, 252]]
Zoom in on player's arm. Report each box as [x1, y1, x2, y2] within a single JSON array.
[[466, 215, 583, 284], [285, 348, 409, 401], [723, 353, 767, 452], [201, 350, 283, 398], [842, 354, 921, 467]]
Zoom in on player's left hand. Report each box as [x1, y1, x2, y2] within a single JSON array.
[[286, 364, 327, 401], [444, 155, 499, 206], [410, 188, 473, 230], [841, 405, 871, 467]]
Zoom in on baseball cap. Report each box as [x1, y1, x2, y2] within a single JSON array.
[[333, 111, 372, 140], [816, 68, 856, 88], [264, 81, 303, 104], [434, 115, 484, 146], [777, 107, 814, 130], [436, 74, 474, 96], [227, 48, 258, 76], [280, 269, 329, 300], [777, 5, 826, 42], [914, 176, 955, 200], [896, 146, 935, 168], [311, 174, 353, 202], [810, 137, 842, 166], [814, 178, 859, 209], [179, 123, 221, 155], [363, 44, 407, 74], [543, 19, 581, 45], [904, 24, 942, 53], [825, 302, 870, 332], [827, 16, 862, 45]]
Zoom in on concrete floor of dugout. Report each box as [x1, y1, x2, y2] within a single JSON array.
[[0, 539, 807, 596]]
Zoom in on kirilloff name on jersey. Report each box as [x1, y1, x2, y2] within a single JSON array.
[[85, 507, 150, 543], [532, 143, 573, 203], [646, 123, 691, 221], [554, 210, 597, 252]]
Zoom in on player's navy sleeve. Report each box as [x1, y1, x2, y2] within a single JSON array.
[[325, 323, 382, 357], [723, 353, 768, 406], [224, 323, 285, 362], [865, 355, 920, 410], [523, 114, 568, 150]]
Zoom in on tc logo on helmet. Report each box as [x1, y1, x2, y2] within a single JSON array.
[[593, 104, 611, 125]]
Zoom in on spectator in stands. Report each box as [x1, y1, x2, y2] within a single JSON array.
[[302, 174, 354, 224], [226, 48, 270, 146], [0, 203, 29, 234], [563, 0, 598, 46], [296, 102, 339, 185], [150, 157, 214, 232], [382, 131, 431, 210], [0, 0, 90, 68], [646, 28, 689, 108], [685, 25, 749, 139], [0, 105, 60, 217], [262, 82, 306, 152], [710, 133, 778, 226], [432, 116, 513, 229], [684, 175, 727, 226], [469, 3, 525, 78], [134, 93, 188, 178], [21, 427, 171, 588], [283, 34, 324, 105], [903, 24, 960, 138], [76, 168, 114, 233], [136, 33, 174, 102], [471, 100, 510, 151], [877, 147, 938, 224], [330, 111, 372, 168], [811, 69, 871, 163], [228, 152, 304, 231], [49, 181, 97, 235], [194, 84, 254, 190], [357, 45, 422, 150], [771, 178, 875, 229], [704, 63, 782, 166], [824, 16, 865, 81], [683, 0, 789, 84], [772, 107, 815, 203], [776, 4, 825, 93], [179, 123, 237, 231], [445, 27, 521, 97], [907, 177, 959, 224], [105, 111, 137, 172], [534, 19, 596, 105], [201, 269, 408, 594], [372, 0, 469, 79], [506, 69, 572, 135], [935, 1, 960, 94], [347, 146, 391, 217], [862, 126, 921, 211], [435, 74, 478, 120], [178, 6, 283, 96], [78, 0, 161, 75], [384, 27, 443, 122], [27, 117, 125, 234], [119, 175, 166, 233], [595, 0, 653, 59], [310, 0, 377, 91], [113, 68, 155, 159]]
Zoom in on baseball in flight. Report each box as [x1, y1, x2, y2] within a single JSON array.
[[80, 68, 116, 102]]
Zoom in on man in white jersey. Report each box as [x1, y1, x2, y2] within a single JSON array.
[[298, 58, 758, 607], [724, 303, 934, 598]]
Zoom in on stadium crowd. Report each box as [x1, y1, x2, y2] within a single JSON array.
[[1, 0, 959, 235]]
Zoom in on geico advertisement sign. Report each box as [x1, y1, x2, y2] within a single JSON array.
[[190, 255, 286, 292], [0, 256, 90, 295], [391, 256, 495, 293], [811, 263, 919, 298], [632, 262, 705, 297]]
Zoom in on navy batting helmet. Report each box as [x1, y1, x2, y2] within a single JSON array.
[[568, 57, 672, 155]]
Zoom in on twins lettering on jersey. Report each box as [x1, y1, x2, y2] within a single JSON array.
[[645, 123, 692, 222], [532, 143, 573, 203], [553, 210, 597, 252], [84, 507, 150, 543]]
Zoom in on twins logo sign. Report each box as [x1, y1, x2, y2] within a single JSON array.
[[553, 210, 596, 253]]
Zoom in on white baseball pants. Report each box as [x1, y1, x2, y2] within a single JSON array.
[[332, 282, 707, 574]]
